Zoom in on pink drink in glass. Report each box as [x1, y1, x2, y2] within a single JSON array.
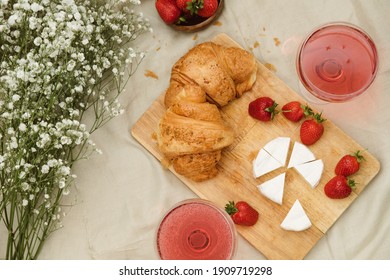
[[297, 22, 378, 102], [156, 199, 236, 260]]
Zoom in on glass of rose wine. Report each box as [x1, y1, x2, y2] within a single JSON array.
[[296, 22, 378, 103], [156, 199, 237, 260]]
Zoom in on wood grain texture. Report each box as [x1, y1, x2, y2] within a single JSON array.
[[131, 34, 380, 259]]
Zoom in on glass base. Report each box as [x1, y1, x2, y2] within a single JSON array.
[[297, 80, 330, 106]]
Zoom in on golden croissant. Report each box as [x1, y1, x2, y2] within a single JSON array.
[[157, 42, 257, 181]]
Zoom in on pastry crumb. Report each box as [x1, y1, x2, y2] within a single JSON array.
[[253, 41, 260, 49], [264, 62, 277, 72], [161, 158, 171, 169], [273, 37, 281, 47], [248, 150, 258, 161], [192, 34, 199, 40], [213, 21, 222, 26], [144, 70, 158, 79]]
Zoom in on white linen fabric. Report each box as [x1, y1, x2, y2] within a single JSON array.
[[25, 0, 390, 259]]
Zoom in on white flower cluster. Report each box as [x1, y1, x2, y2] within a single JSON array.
[[0, 0, 150, 259]]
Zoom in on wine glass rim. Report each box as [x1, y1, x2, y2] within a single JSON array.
[[155, 198, 238, 260], [296, 21, 379, 102]]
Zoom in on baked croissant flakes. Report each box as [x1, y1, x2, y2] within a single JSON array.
[[157, 42, 257, 181]]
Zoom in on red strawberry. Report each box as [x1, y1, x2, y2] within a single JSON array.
[[282, 101, 313, 122], [185, 0, 219, 18], [300, 112, 326, 145], [225, 201, 259, 226], [335, 150, 365, 176], [197, 0, 218, 18], [248, 96, 279, 122], [324, 175, 356, 199], [156, 0, 182, 24], [176, 0, 191, 11]]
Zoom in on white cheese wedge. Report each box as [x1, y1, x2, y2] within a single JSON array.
[[263, 137, 290, 166], [280, 199, 312, 231], [253, 149, 283, 178], [287, 141, 316, 168], [257, 172, 285, 205], [294, 159, 324, 189]]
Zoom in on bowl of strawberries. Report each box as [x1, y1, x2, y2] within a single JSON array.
[[155, 0, 224, 32]]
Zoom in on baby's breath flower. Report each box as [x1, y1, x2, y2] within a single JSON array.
[[8, 14, 19, 26], [31, 3, 44, 13], [0, 0, 150, 260], [21, 183, 30, 191], [33, 37, 42, 46], [41, 165, 50, 174], [67, 60, 76, 71], [18, 123, 27, 132]]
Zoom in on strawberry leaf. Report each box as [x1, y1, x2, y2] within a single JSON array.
[[225, 201, 238, 215], [353, 150, 365, 163], [313, 112, 326, 123], [301, 104, 314, 117], [187, 0, 204, 15], [264, 101, 279, 120], [347, 179, 357, 189]]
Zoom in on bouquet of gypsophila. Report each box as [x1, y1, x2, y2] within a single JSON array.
[[0, 0, 151, 259]]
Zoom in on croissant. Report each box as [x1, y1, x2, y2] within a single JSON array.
[[157, 42, 257, 181]]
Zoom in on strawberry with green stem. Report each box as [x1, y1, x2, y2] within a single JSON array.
[[225, 201, 259, 226], [335, 150, 365, 176], [176, 0, 219, 18], [248, 96, 279, 122], [282, 101, 313, 122], [300, 112, 326, 145], [324, 175, 356, 199]]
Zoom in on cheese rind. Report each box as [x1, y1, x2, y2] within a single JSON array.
[[257, 172, 285, 205], [280, 199, 312, 231], [287, 141, 316, 168], [294, 159, 324, 189]]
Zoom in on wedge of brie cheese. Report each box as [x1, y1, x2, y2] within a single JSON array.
[[257, 172, 285, 205], [262, 137, 290, 166], [287, 141, 316, 168], [280, 199, 312, 231], [294, 159, 324, 189], [253, 137, 290, 178], [252, 149, 283, 178]]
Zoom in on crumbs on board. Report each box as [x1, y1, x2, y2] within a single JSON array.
[[144, 70, 158, 80], [264, 63, 277, 72]]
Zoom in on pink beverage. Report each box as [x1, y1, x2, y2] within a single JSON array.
[[297, 22, 378, 102], [156, 199, 236, 260]]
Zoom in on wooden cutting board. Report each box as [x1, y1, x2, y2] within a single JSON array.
[[131, 33, 380, 259]]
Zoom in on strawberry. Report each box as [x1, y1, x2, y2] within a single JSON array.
[[299, 112, 326, 145], [324, 175, 356, 199], [155, 0, 182, 24], [282, 101, 313, 122], [248, 96, 279, 122], [335, 150, 365, 176], [184, 0, 219, 18], [225, 201, 259, 226], [176, 0, 191, 11], [197, 0, 218, 18]]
